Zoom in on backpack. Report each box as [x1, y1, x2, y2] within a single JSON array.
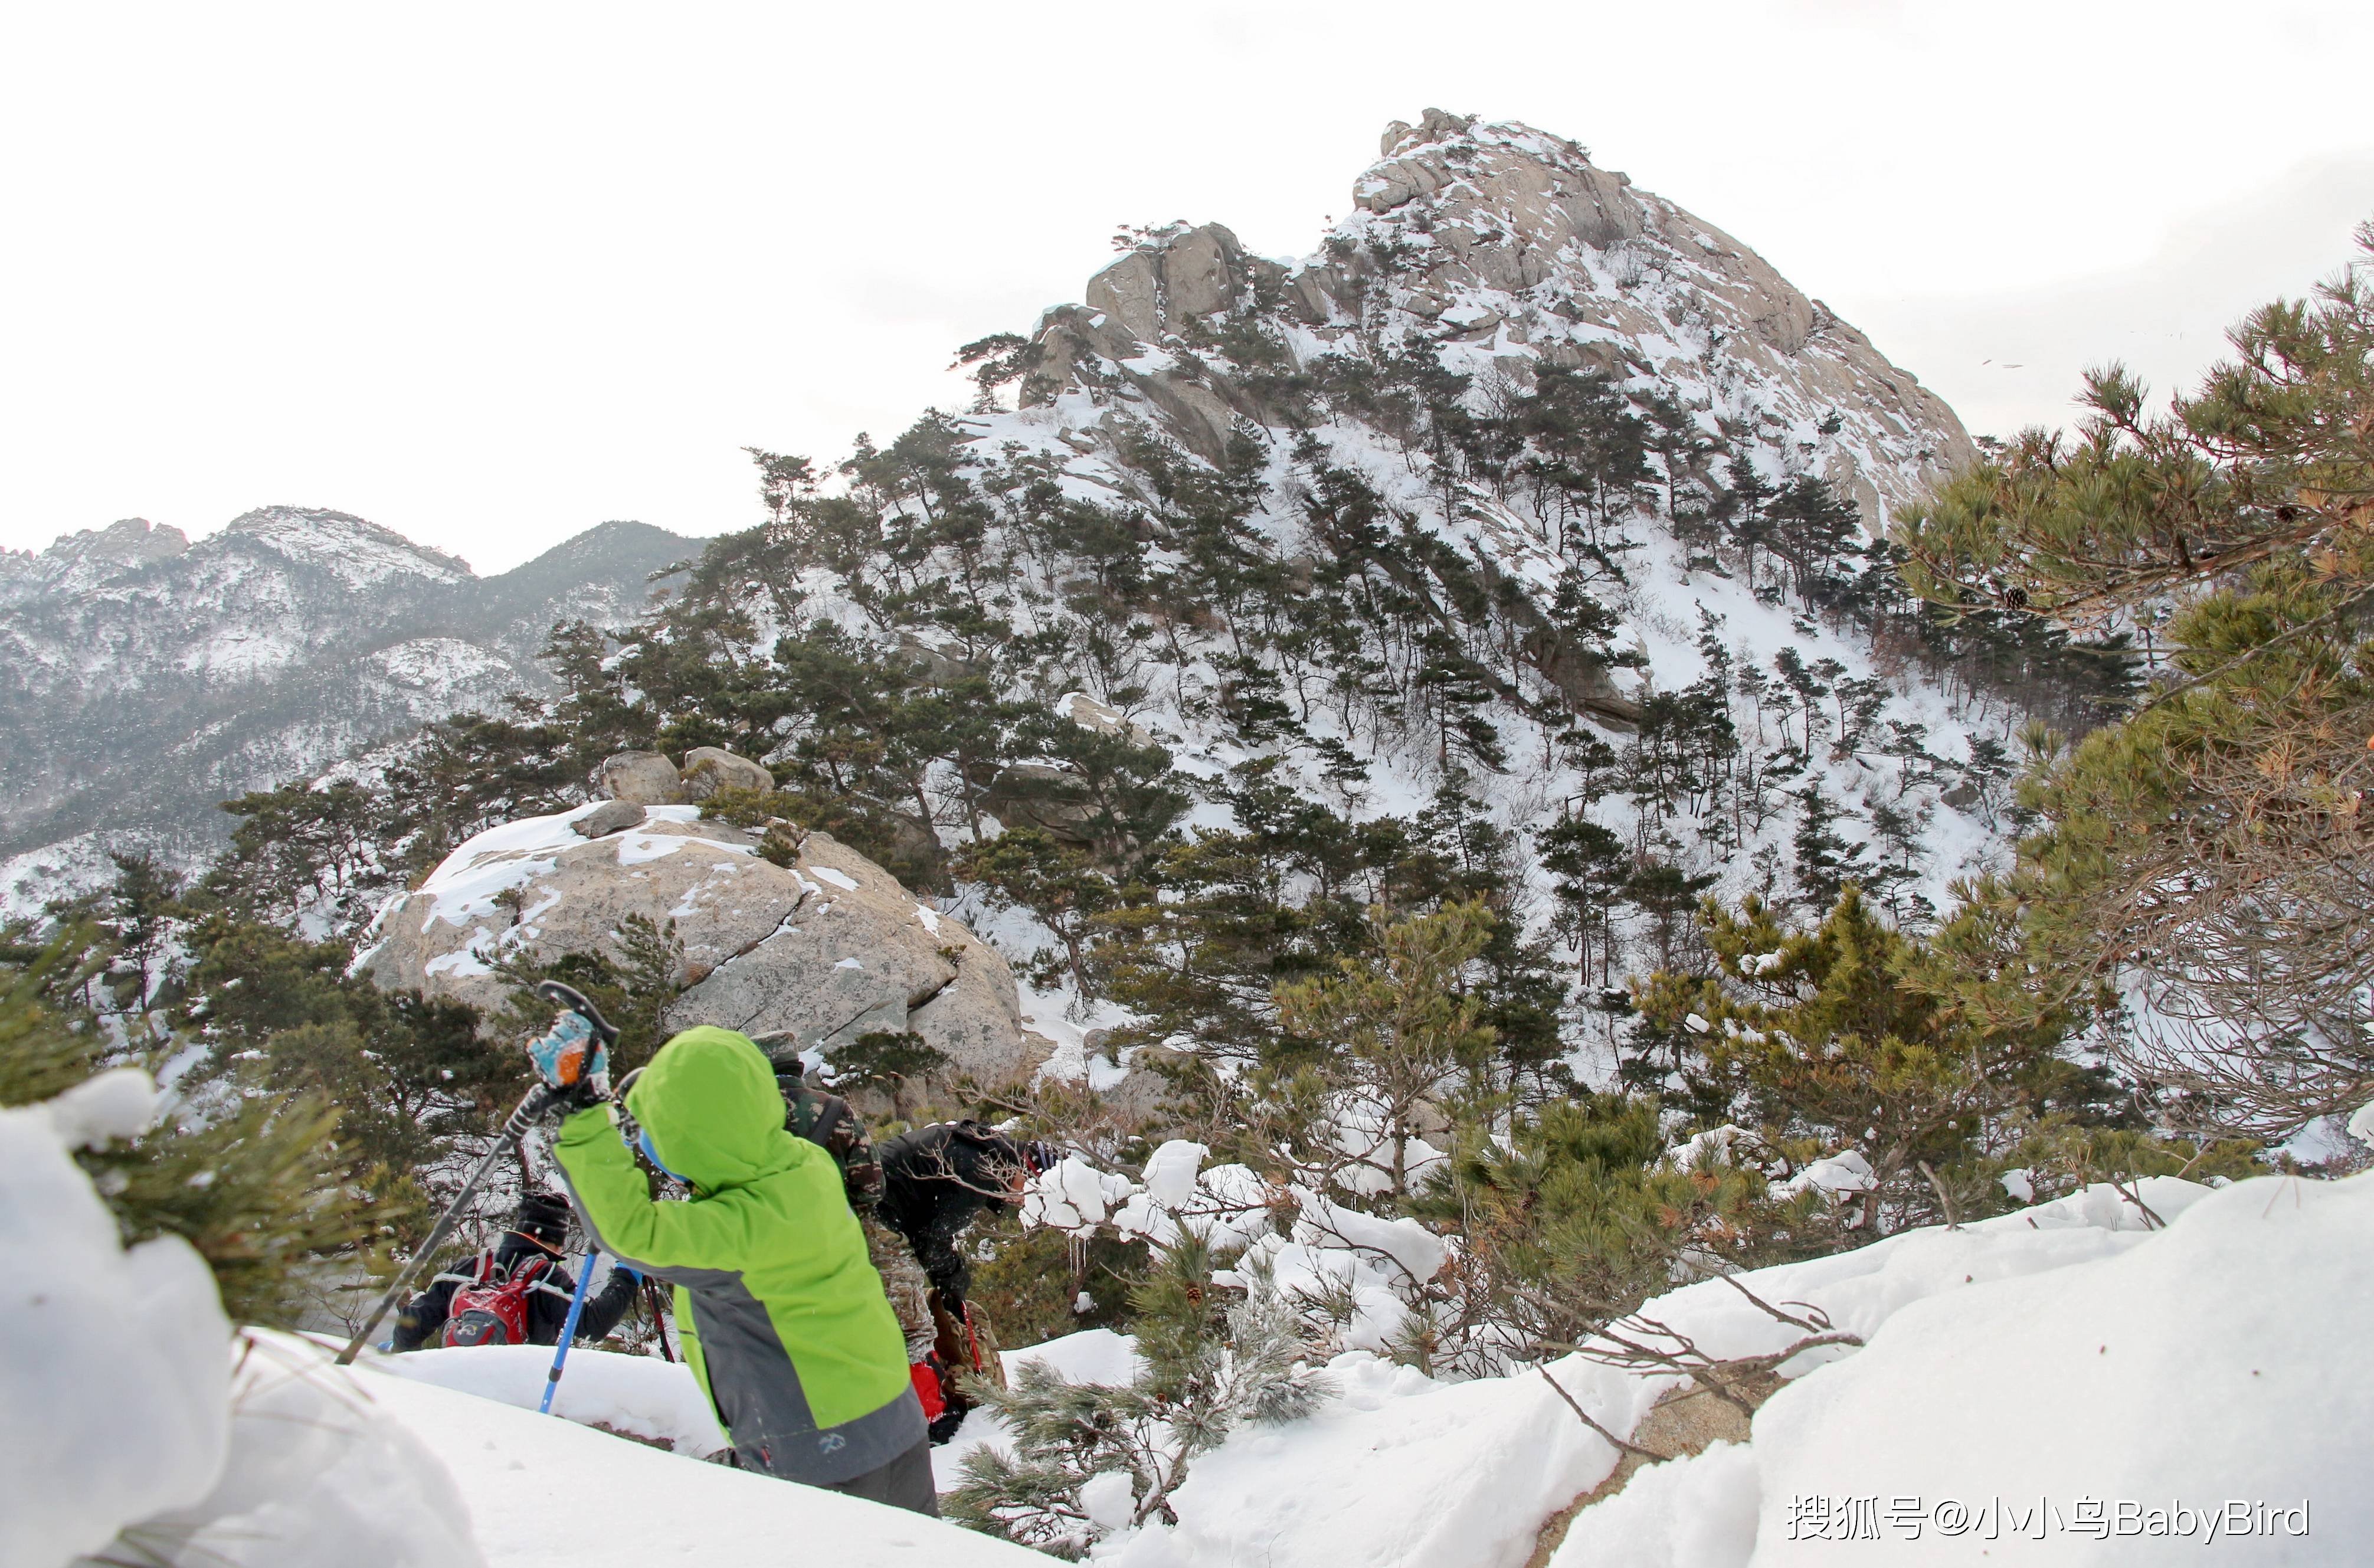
[[780, 1076, 883, 1210], [440, 1252, 555, 1348]]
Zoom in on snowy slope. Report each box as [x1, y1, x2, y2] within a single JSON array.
[[921, 1174, 2361, 1568], [359, 1364, 1045, 1568], [703, 111, 2038, 1065]]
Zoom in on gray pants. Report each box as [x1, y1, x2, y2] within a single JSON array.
[[821, 1436, 939, 1517]]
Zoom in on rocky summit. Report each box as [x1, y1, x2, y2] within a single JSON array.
[[1027, 109, 1970, 531]]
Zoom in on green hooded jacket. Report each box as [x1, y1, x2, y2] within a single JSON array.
[[552, 1025, 922, 1482]]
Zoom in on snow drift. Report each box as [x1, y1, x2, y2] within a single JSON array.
[[3, 1071, 480, 1568]]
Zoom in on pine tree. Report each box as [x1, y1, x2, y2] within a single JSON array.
[[1272, 901, 1501, 1197], [1420, 1092, 1815, 1355], [0, 921, 392, 1326], [1894, 224, 2374, 1134], [1633, 887, 2095, 1232], [947, 1233, 1328, 1556]]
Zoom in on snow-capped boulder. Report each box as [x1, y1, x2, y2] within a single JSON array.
[[360, 804, 1039, 1085]]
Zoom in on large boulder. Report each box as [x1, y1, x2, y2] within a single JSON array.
[[356, 804, 1040, 1087], [679, 747, 774, 801], [595, 751, 683, 806]]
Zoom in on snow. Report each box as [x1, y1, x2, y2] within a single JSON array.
[[1778, 1148, 1877, 1200], [4, 1075, 477, 1568], [145, 1332, 483, 1568], [812, 865, 862, 892], [289, 1168, 2374, 1568], [1079, 1470, 1139, 1533], [1101, 1351, 1603, 1568], [2350, 1098, 2374, 1148], [1140, 1138, 1206, 1207], [1288, 1185, 1449, 1286], [357, 1357, 1046, 1567], [1548, 1441, 1760, 1567], [391, 803, 760, 976], [1730, 1173, 2374, 1562], [2, 1071, 228, 1567], [966, 1172, 2364, 1568], [367, 1344, 727, 1455], [0, 829, 135, 921], [932, 1328, 1147, 1492], [41, 1065, 161, 1147], [412, 806, 602, 928]]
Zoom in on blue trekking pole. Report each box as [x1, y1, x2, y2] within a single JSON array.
[[540, 1249, 600, 1415]]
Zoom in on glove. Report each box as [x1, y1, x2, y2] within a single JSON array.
[[526, 1009, 611, 1114]]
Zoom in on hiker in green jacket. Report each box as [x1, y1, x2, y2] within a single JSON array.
[[526, 1015, 932, 1514]]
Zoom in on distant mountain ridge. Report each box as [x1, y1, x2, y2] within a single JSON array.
[[0, 508, 695, 909]]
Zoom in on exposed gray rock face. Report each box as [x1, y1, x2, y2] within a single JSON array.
[[572, 799, 646, 837], [596, 751, 683, 806], [980, 762, 1103, 846], [360, 804, 1039, 1087], [679, 747, 774, 800]]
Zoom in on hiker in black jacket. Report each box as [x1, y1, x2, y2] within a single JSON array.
[[876, 1121, 1055, 1314], [391, 1191, 640, 1351]]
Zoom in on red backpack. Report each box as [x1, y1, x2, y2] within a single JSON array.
[[440, 1252, 554, 1347]]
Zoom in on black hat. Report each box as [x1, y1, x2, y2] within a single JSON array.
[[513, 1191, 572, 1243]]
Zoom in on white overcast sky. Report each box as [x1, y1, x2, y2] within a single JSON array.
[[2, 1, 2369, 574]]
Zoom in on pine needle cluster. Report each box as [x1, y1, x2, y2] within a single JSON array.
[[947, 1233, 1331, 1557]]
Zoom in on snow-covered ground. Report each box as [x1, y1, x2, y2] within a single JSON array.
[[21, 1060, 2365, 1566], [932, 1169, 2367, 1566], [356, 1364, 1043, 1568]]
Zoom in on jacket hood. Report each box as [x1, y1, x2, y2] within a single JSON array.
[[626, 1026, 796, 1192]]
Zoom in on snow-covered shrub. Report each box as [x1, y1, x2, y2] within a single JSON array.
[[947, 1232, 1332, 1558], [2, 1071, 230, 1568], [1414, 1093, 1826, 1364], [5, 916, 421, 1328], [1, 1069, 483, 1568]]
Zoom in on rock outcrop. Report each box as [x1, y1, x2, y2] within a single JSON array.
[[595, 752, 683, 806], [1021, 112, 1972, 532], [359, 804, 1040, 1086], [592, 747, 775, 807]]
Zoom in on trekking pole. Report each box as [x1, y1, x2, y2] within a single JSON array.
[[338, 980, 616, 1369], [645, 1276, 677, 1362], [334, 1083, 554, 1366], [539, 1248, 601, 1415]]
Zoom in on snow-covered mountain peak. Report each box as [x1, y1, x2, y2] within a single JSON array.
[[217, 505, 474, 588], [0, 517, 192, 603], [1027, 112, 1970, 532], [48, 516, 193, 572], [1, 509, 698, 914]]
